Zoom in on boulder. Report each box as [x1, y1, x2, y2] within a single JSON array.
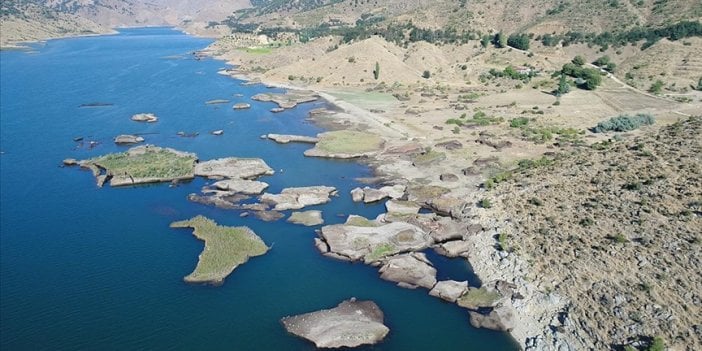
[[271, 107, 285, 113], [211, 130, 224, 136], [195, 158, 274, 180], [379, 184, 406, 199], [319, 221, 432, 263], [260, 186, 336, 211], [350, 187, 364, 202], [429, 280, 469, 302], [211, 179, 269, 195], [468, 304, 516, 331], [427, 217, 465, 243], [378, 253, 437, 289], [287, 210, 324, 226], [435, 140, 463, 150], [385, 200, 420, 215], [114, 134, 145, 144], [363, 187, 389, 203], [435, 240, 471, 258], [131, 113, 158, 123], [281, 299, 389, 348], [426, 196, 466, 218]]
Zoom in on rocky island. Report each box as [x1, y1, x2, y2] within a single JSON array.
[[281, 298, 389, 348], [170, 216, 268, 285]]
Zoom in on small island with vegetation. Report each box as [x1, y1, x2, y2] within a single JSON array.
[[170, 216, 269, 285]]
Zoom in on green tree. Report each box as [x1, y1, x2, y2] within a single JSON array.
[[480, 35, 491, 48], [507, 33, 530, 50], [494, 32, 507, 48], [556, 74, 570, 96], [373, 61, 380, 80], [572, 55, 585, 66]]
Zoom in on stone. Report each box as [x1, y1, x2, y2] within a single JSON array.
[[319, 221, 433, 263], [439, 173, 459, 182], [281, 299, 389, 348], [260, 186, 336, 211], [265, 134, 319, 144], [210, 179, 269, 195], [131, 113, 158, 123], [114, 134, 145, 144], [378, 253, 437, 289], [194, 158, 274, 180], [287, 210, 324, 226], [468, 304, 516, 331], [429, 280, 469, 302], [435, 140, 463, 150], [350, 187, 364, 202]]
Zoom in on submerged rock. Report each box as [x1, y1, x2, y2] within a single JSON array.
[[114, 134, 145, 144], [287, 210, 324, 226], [194, 157, 274, 180], [378, 252, 437, 289], [170, 215, 268, 285], [260, 186, 336, 211], [232, 103, 251, 110], [281, 299, 389, 348], [266, 134, 319, 144], [131, 113, 158, 123]]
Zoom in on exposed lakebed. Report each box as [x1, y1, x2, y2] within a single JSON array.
[[0, 28, 518, 350]]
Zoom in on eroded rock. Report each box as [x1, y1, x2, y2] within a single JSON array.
[[260, 186, 336, 211], [194, 158, 274, 180], [378, 252, 437, 289], [429, 280, 469, 302]]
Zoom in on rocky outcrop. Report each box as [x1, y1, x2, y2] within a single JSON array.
[[265, 134, 319, 144], [63, 158, 78, 166], [350, 185, 406, 203], [378, 252, 437, 289], [318, 220, 433, 263], [211, 130, 224, 136], [434, 240, 471, 258], [287, 210, 324, 226], [251, 91, 318, 110], [281, 299, 389, 348], [210, 179, 269, 195], [385, 200, 420, 215], [114, 134, 144, 144], [194, 157, 274, 180], [131, 113, 158, 123], [260, 186, 336, 211]]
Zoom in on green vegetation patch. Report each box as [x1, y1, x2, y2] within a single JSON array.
[[89, 146, 197, 180], [518, 125, 583, 144], [457, 287, 503, 309], [314, 130, 384, 155], [345, 216, 380, 227], [366, 243, 397, 261], [238, 46, 273, 55], [170, 216, 268, 285], [593, 113, 655, 133]]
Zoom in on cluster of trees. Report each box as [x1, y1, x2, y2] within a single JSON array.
[[488, 65, 536, 81], [560, 56, 602, 90], [538, 20, 702, 49], [592, 55, 616, 72]]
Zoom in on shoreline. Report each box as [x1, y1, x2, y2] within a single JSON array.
[[208, 51, 562, 350]]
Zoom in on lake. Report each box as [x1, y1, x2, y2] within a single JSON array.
[[0, 27, 518, 350]]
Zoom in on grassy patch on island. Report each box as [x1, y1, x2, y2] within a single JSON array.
[[170, 216, 269, 285], [314, 130, 384, 155], [89, 146, 196, 180], [457, 287, 503, 309]]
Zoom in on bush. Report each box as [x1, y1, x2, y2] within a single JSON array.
[[373, 62, 380, 80], [494, 32, 507, 48], [510, 117, 530, 128], [649, 80, 664, 94], [422, 70, 431, 79], [479, 198, 492, 208], [648, 337, 665, 351], [592, 113, 655, 132]]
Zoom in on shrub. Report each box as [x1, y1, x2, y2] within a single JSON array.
[[572, 55, 585, 66], [510, 117, 530, 128], [494, 32, 507, 48], [648, 337, 665, 351], [373, 62, 380, 80], [592, 113, 655, 132], [422, 70, 431, 79], [479, 199, 492, 208], [649, 80, 664, 94]]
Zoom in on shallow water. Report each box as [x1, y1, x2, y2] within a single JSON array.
[[0, 27, 519, 350]]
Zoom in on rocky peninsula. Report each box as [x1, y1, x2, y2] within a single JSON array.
[[170, 216, 268, 285]]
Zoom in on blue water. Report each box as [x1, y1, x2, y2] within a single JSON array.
[[0, 28, 518, 350]]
